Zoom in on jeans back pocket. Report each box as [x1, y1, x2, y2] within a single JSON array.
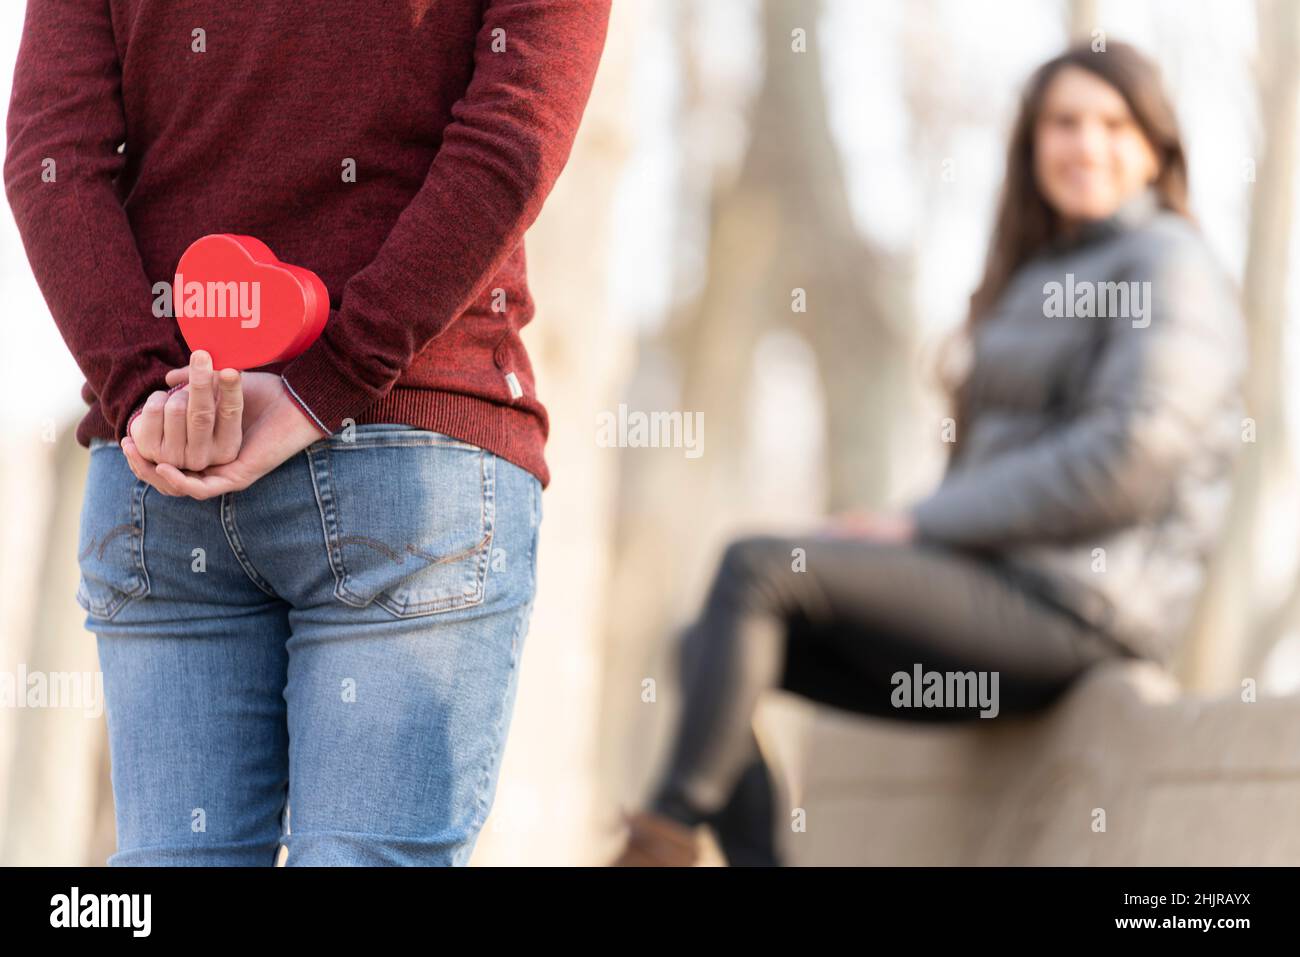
[[306, 428, 496, 617], [77, 445, 151, 620]]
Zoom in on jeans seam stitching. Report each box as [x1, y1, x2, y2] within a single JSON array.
[[469, 467, 534, 837], [219, 494, 278, 598], [469, 583, 526, 839], [307, 444, 363, 608]]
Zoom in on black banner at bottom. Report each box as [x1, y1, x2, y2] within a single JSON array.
[[0, 865, 1276, 941]]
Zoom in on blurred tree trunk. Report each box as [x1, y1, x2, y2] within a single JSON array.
[[0, 430, 111, 865], [1180, 0, 1300, 690], [1067, 0, 1100, 43], [598, 0, 908, 817], [779, 4, 912, 511]]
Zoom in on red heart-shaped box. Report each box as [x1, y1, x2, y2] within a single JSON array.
[[174, 234, 329, 369]]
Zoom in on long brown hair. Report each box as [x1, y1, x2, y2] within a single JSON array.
[[944, 40, 1191, 453]]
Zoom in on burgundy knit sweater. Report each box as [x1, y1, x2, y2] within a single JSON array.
[[5, 0, 612, 488]]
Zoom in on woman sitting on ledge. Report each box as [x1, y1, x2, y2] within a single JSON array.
[[610, 40, 1247, 867]]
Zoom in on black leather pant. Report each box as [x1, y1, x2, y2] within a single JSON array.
[[648, 534, 1134, 865]]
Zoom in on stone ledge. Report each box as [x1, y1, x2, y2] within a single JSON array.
[[758, 661, 1300, 865]]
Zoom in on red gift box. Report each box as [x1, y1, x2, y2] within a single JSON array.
[[173, 234, 329, 370]]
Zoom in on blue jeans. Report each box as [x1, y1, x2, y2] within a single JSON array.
[[77, 424, 542, 866]]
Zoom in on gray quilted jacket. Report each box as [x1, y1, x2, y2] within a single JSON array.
[[910, 187, 1247, 663]]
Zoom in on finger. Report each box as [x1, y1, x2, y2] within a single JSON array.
[[185, 351, 216, 469], [164, 367, 190, 388], [155, 462, 243, 501], [121, 441, 145, 483], [122, 437, 180, 496], [211, 368, 244, 462], [161, 389, 189, 466], [131, 390, 170, 462], [119, 437, 155, 488]]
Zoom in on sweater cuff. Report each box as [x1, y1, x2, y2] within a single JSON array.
[[279, 335, 386, 436]]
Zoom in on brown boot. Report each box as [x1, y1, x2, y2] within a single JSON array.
[[608, 807, 702, 866]]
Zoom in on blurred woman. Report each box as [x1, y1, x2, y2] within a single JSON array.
[[610, 40, 1246, 867]]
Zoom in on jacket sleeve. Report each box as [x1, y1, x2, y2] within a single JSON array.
[[279, 0, 612, 435], [910, 231, 1246, 548], [4, 0, 184, 440]]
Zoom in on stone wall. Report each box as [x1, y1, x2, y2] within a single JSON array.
[[760, 661, 1300, 866]]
